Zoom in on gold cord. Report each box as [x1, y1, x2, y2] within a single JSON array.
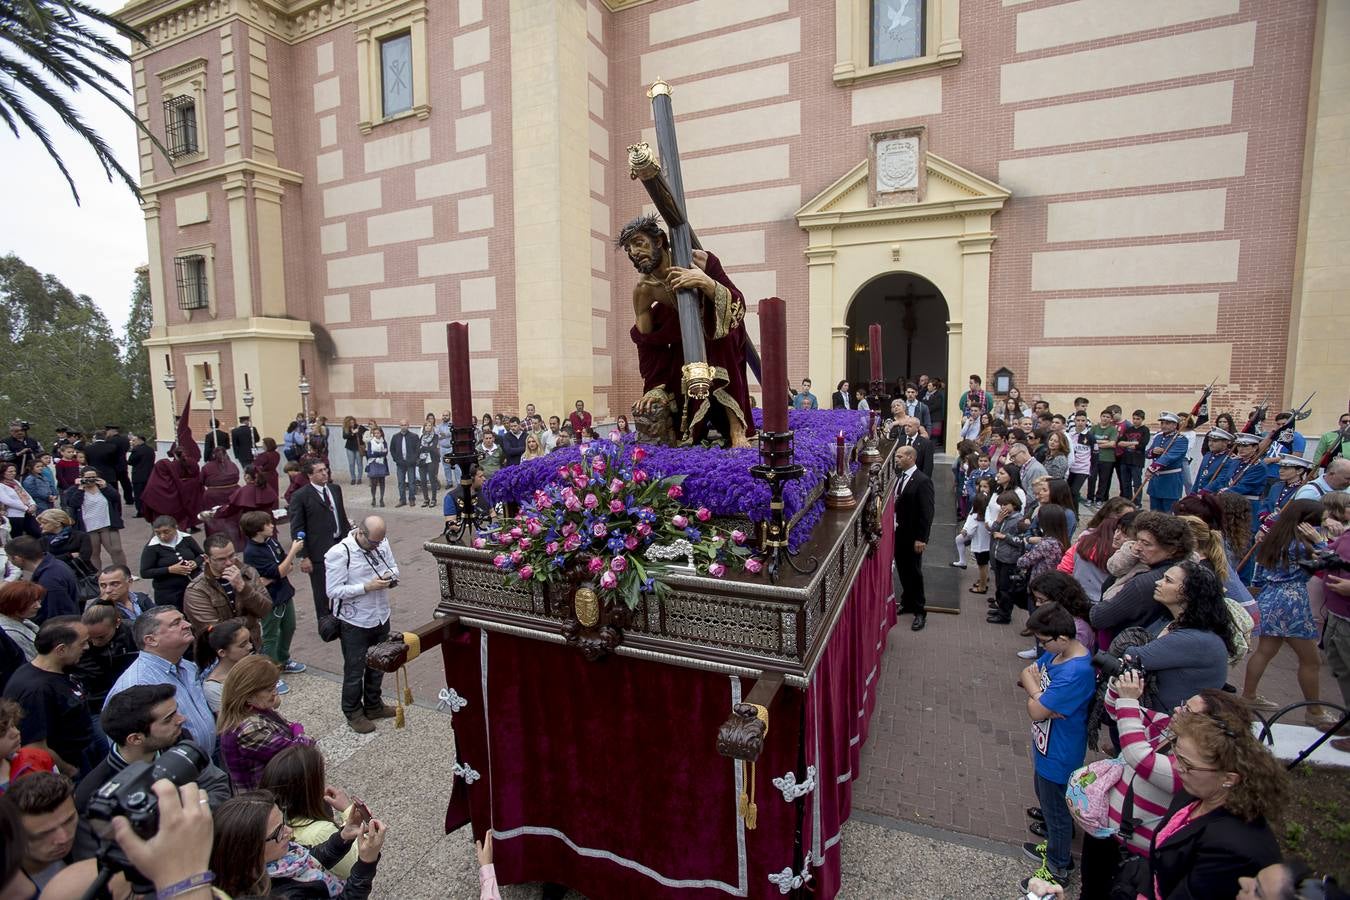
[[737, 704, 770, 830]]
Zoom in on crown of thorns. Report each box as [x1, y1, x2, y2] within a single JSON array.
[[615, 213, 667, 249]]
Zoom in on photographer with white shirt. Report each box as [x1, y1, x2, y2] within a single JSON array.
[[324, 515, 400, 734]]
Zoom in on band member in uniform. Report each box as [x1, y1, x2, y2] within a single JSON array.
[[1261, 454, 1314, 523], [1144, 412, 1187, 512], [1191, 428, 1236, 494], [1218, 433, 1271, 529]]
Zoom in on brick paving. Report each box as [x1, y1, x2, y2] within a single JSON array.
[[120, 468, 1339, 853]]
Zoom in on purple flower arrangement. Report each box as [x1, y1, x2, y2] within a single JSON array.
[[484, 408, 871, 553], [476, 439, 758, 609]]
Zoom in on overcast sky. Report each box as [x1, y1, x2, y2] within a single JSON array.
[[0, 0, 146, 335]]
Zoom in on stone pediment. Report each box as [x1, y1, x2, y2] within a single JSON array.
[[796, 153, 1010, 228]]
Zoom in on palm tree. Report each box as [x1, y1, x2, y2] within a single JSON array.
[[0, 0, 151, 203]]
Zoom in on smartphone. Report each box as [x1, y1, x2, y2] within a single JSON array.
[[351, 798, 372, 824]]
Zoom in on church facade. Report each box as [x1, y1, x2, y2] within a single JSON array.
[[123, 0, 1348, 442]]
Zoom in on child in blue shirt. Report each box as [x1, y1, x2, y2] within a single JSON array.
[[1016, 602, 1095, 889]]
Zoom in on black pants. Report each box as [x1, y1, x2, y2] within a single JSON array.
[[1067, 472, 1089, 505], [307, 564, 330, 625], [1117, 463, 1142, 501], [132, 479, 148, 518], [1093, 461, 1116, 502], [1080, 833, 1126, 899], [895, 540, 926, 614], [993, 559, 1018, 617], [338, 617, 390, 717]]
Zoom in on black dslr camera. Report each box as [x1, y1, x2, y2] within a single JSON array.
[[86, 741, 209, 838], [1091, 650, 1145, 680], [1297, 548, 1349, 577]]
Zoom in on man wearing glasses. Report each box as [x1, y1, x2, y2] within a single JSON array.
[[324, 515, 401, 734]]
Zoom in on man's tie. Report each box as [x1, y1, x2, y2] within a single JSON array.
[[899, 471, 911, 495], [320, 486, 339, 537]]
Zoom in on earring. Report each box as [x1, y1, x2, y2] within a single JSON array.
[[1222, 782, 1233, 788]]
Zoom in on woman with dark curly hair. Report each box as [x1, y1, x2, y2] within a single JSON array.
[[1128, 560, 1235, 712], [1216, 491, 1256, 583], [1134, 701, 1288, 900]]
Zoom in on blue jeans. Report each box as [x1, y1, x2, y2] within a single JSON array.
[[1116, 462, 1142, 500], [1034, 771, 1074, 871], [346, 448, 361, 482], [395, 464, 416, 502]]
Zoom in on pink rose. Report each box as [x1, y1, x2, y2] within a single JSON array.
[[498, 532, 515, 546], [610, 556, 627, 573], [731, 529, 747, 545], [493, 554, 508, 568], [563, 533, 583, 551], [695, 507, 711, 522], [562, 522, 577, 536], [583, 493, 599, 509], [633, 469, 648, 483], [672, 514, 688, 529], [591, 522, 608, 538], [518, 565, 534, 579], [712, 534, 724, 543], [571, 464, 585, 478], [538, 494, 554, 509], [510, 550, 523, 565], [546, 541, 560, 555], [609, 499, 625, 513], [633, 446, 647, 462], [573, 477, 589, 491], [636, 523, 651, 537], [510, 527, 523, 538], [708, 562, 726, 578], [473, 537, 487, 549], [564, 495, 583, 512], [667, 485, 683, 500], [624, 535, 639, 550], [610, 479, 624, 494], [593, 458, 607, 473], [599, 570, 617, 590], [518, 538, 532, 551], [588, 555, 606, 575], [526, 519, 543, 535], [745, 557, 763, 574]]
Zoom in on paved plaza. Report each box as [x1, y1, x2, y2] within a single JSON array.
[[112, 465, 1338, 897]]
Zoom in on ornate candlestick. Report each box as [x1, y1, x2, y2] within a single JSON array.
[[859, 406, 882, 464], [750, 430, 819, 583], [162, 354, 177, 434], [825, 430, 856, 509], [445, 324, 479, 543]]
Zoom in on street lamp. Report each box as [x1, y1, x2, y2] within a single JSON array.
[[298, 362, 311, 424]]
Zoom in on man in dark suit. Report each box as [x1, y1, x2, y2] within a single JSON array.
[[127, 434, 156, 517], [202, 420, 231, 460], [286, 459, 351, 629], [899, 385, 932, 430], [891, 416, 933, 478], [104, 425, 135, 504], [231, 416, 260, 467], [82, 430, 121, 487], [893, 444, 934, 631], [831, 380, 852, 410], [389, 420, 420, 508]]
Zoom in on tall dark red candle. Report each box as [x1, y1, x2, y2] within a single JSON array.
[[164, 354, 171, 373], [759, 298, 788, 433], [868, 323, 883, 383], [447, 323, 473, 427]]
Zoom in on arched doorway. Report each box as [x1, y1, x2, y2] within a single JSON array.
[[845, 272, 949, 392]]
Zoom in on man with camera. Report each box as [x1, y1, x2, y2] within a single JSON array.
[[325, 515, 400, 733], [74, 684, 231, 829], [183, 534, 272, 659], [60, 466, 128, 571]]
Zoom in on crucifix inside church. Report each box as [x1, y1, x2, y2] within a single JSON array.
[[884, 281, 939, 381]]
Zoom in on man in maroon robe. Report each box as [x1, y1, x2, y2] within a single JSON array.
[[618, 214, 755, 447], [140, 397, 205, 530]]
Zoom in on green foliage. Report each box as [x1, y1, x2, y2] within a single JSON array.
[[0, 0, 156, 202], [120, 268, 154, 436], [0, 252, 139, 438]]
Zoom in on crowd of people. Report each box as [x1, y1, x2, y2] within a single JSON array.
[[886, 375, 1349, 897]]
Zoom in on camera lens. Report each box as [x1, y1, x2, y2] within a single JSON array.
[[1090, 650, 1123, 677], [152, 741, 209, 785]]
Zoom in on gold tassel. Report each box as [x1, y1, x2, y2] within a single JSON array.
[[394, 667, 412, 730], [736, 703, 769, 831]]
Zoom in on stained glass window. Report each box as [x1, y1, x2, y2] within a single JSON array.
[[380, 33, 413, 117], [871, 0, 925, 66]]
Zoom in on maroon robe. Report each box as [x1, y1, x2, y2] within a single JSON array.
[[200, 450, 240, 509], [628, 251, 755, 443], [203, 481, 279, 549], [253, 450, 281, 497], [140, 395, 205, 530]]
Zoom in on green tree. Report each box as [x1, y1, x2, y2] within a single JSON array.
[[0, 0, 150, 202], [121, 267, 154, 436], [0, 252, 135, 438]]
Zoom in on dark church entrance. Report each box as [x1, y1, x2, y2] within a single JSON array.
[[845, 272, 949, 394]]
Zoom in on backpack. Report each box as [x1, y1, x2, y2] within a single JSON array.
[[1224, 596, 1255, 664], [1065, 755, 1125, 837]]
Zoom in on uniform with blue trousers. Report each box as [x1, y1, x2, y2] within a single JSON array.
[[1219, 433, 1270, 530], [1145, 413, 1187, 512], [1192, 427, 1237, 494]]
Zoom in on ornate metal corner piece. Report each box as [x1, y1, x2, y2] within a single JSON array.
[[716, 702, 768, 761]]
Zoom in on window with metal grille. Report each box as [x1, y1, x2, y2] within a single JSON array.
[[173, 254, 208, 310], [871, 0, 925, 66], [163, 94, 199, 158], [380, 33, 413, 118]]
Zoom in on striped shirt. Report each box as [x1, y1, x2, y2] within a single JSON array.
[[1104, 690, 1182, 855], [107, 651, 217, 750]]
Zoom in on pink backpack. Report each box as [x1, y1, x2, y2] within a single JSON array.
[[1064, 756, 1125, 838]]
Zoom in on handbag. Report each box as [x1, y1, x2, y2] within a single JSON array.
[[317, 546, 349, 643], [365, 459, 389, 478]]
